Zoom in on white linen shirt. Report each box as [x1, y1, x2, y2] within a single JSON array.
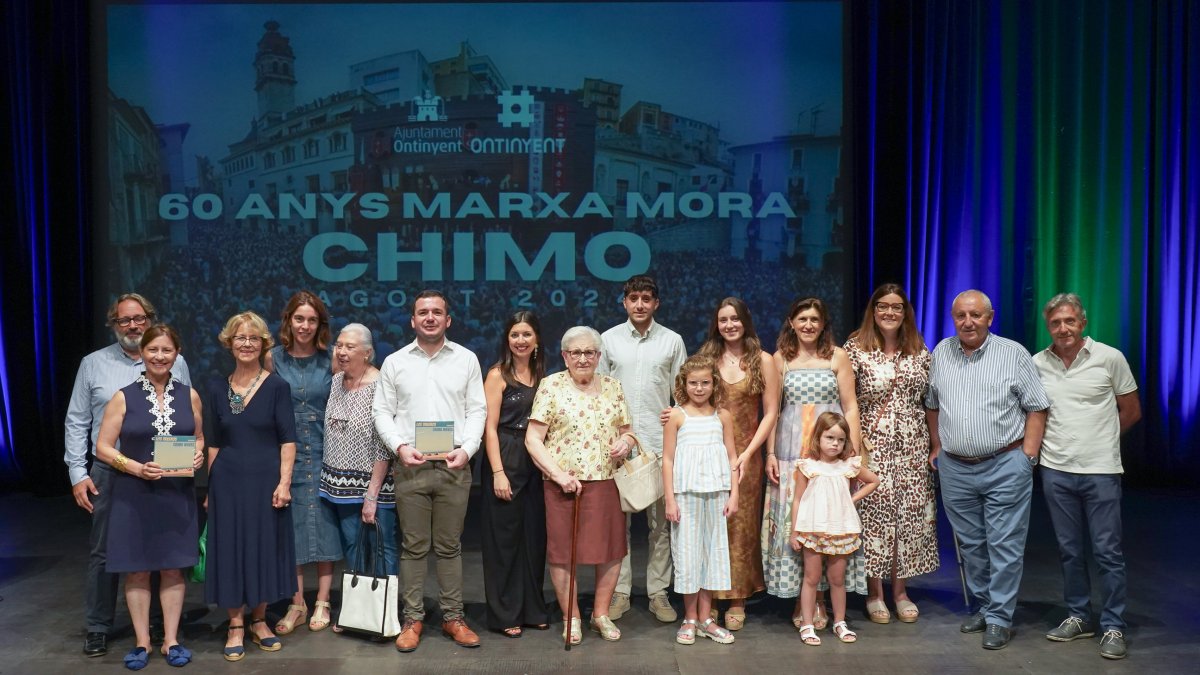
[[597, 319, 687, 456], [372, 338, 487, 458], [64, 342, 192, 485], [1034, 337, 1138, 474]]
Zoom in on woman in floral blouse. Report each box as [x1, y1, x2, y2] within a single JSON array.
[[525, 326, 635, 645]]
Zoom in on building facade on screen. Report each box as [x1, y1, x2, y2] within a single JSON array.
[[188, 15, 844, 287], [729, 133, 844, 268]]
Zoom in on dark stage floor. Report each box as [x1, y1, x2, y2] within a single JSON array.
[[1, 485, 1197, 674]]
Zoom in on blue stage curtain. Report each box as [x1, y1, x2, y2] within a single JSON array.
[[856, 0, 1199, 485], [1, 0, 92, 490]]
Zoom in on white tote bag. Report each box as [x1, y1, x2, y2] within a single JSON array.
[[336, 524, 401, 638]]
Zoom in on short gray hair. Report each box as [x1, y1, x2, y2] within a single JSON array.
[[338, 322, 375, 363], [560, 326, 602, 352], [1042, 293, 1087, 322], [952, 289, 993, 312]]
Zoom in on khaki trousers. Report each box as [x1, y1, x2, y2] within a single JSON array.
[[395, 461, 472, 621]]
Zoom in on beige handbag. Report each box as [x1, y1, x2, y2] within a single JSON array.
[[613, 435, 663, 513]]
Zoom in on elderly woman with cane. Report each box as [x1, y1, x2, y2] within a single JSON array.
[[525, 326, 635, 646]]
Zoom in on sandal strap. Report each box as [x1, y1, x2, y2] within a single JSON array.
[[700, 619, 731, 638]]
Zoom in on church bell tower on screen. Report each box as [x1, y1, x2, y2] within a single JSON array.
[[254, 20, 297, 122]]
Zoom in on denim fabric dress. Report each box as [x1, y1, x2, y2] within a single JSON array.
[[270, 346, 340, 565]]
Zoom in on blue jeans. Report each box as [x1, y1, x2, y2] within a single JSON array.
[[1040, 467, 1126, 631], [938, 448, 1034, 627], [327, 500, 398, 576]]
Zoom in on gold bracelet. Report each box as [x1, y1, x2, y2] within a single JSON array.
[[113, 453, 129, 473]]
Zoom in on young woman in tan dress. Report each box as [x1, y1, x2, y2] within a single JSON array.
[[695, 298, 780, 629]]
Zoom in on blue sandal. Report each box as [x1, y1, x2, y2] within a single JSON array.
[[223, 623, 245, 662], [250, 618, 282, 651], [162, 644, 192, 667], [123, 646, 150, 671]]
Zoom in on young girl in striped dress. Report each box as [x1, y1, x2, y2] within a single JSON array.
[[663, 355, 740, 645]]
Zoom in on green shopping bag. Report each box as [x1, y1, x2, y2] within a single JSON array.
[[186, 523, 207, 583]]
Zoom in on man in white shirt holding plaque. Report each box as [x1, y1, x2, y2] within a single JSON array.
[[598, 275, 687, 623], [373, 290, 487, 652]]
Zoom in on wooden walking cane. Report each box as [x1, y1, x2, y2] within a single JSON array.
[[565, 487, 582, 651]]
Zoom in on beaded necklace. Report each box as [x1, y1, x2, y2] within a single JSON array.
[[227, 368, 264, 415]]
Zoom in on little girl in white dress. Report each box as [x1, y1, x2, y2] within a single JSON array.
[[790, 411, 880, 646]]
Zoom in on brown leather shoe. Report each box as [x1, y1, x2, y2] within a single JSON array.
[[395, 619, 423, 652], [442, 618, 481, 648]]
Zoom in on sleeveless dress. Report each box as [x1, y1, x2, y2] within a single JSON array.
[[713, 375, 766, 600], [669, 408, 732, 594], [270, 346, 340, 565], [205, 373, 299, 608], [793, 456, 864, 555], [480, 380, 551, 630], [845, 338, 939, 579], [761, 365, 867, 597], [106, 377, 198, 573]]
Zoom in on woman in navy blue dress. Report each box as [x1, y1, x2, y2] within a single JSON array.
[[96, 325, 204, 669], [264, 291, 339, 633], [205, 311, 298, 661]]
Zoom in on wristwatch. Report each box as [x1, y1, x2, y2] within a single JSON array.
[[1026, 453, 1039, 466]]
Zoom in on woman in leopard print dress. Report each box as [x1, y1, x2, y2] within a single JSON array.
[[844, 284, 939, 624]]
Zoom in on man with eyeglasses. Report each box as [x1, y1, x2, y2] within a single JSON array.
[[597, 275, 687, 623], [64, 293, 191, 656]]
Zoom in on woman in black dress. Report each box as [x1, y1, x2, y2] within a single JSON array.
[[204, 311, 298, 661], [96, 325, 204, 669], [480, 310, 551, 637]]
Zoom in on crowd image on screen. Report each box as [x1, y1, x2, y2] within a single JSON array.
[[120, 222, 844, 383]]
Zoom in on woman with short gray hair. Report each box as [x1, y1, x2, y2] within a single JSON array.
[[525, 326, 635, 644], [318, 323, 397, 631]]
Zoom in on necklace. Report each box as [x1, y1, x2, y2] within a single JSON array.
[[228, 368, 264, 415], [724, 352, 741, 367]]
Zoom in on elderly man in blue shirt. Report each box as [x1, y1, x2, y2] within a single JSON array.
[[925, 289, 1049, 650]]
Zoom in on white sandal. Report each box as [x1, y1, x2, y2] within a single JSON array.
[[699, 618, 734, 644], [562, 617, 582, 645], [798, 623, 821, 646], [676, 619, 698, 645], [590, 615, 621, 641], [833, 620, 858, 643]]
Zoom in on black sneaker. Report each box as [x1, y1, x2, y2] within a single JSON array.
[[1100, 629, 1128, 659], [1046, 616, 1095, 642], [83, 632, 107, 657], [982, 623, 1012, 650], [960, 612, 986, 633]]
